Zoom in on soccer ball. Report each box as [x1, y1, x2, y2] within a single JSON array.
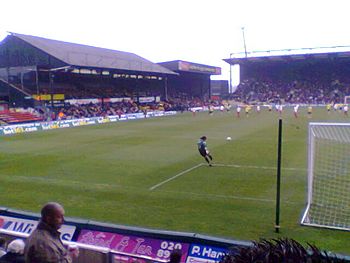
[[226, 136, 232, 141]]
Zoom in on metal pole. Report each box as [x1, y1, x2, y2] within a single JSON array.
[[275, 118, 282, 233], [229, 54, 232, 93], [164, 76, 168, 101], [208, 76, 211, 99], [20, 68, 24, 90], [36, 66, 39, 95], [6, 46, 10, 83], [49, 72, 54, 108], [241, 27, 248, 58]]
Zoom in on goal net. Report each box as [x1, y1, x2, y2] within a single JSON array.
[[301, 122, 350, 231]]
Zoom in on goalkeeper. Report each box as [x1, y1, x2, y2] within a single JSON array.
[[197, 136, 213, 166]]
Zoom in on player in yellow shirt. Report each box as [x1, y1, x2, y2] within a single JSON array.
[[245, 105, 251, 117], [307, 105, 313, 118]]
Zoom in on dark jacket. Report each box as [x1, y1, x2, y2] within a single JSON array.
[[0, 252, 25, 263], [24, 221, 72, 263]]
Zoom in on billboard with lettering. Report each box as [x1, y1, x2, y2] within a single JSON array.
[[178, 61, 221, 75], [0, 215, 76, 241], [113, 254, 157, 263], [0, 111, 177, 135], [186, 244, 226, 263], [78, 230, 189, 262]]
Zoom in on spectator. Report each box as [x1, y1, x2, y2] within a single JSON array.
[[169, 249, 182, 263], [0, 239, 25, 263], [220, 238, 345, 263], [0, 237, 6, 258], [24, 202, 78, 263], [232, 75, 350, 105]]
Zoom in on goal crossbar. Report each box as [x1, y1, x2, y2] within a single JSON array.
[[301, 122, 350, 231]]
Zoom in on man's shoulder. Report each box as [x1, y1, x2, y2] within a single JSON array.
[[27, 227, 53, 243]]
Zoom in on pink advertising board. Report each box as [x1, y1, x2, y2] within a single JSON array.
[[78, 230, 189, 262]]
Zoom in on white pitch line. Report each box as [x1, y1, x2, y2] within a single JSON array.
[[149, 163, 205, 191], [158, 189, 298, 204], [212, 163, 305, 171], [4, 174, 300, 205]]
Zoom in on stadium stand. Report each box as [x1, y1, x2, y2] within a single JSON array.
[[0, 109, 43, 124], [225, 47, 350, 104], [232, 77, 349, 104], [0, 33, 223, 115], [0, 96, 215, 125]]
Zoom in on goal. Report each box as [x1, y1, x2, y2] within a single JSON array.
[[301, 122, 350, 231]]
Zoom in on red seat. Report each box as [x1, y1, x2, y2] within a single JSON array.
[[0, 110, 43, 124]]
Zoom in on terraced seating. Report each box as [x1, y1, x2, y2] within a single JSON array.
[[0, 110, 43, 124]]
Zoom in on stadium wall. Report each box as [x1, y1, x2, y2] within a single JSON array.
[[0, 206, 251, 263], [2, 207, 350, 263]]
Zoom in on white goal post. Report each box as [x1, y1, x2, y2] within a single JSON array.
[[301, 122, 350, 231]]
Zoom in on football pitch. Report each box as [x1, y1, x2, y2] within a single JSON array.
[[0, 107, 349, 254]]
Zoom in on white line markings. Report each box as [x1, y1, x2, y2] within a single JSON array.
[[158, 189, 298, 204], [3, 174, 300, 204], [149, 162, 305, 191], [149, 163, 205, 191], [212, 163, 305, 171], [5, 162, 305, 198]]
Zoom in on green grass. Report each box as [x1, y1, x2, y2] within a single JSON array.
[[0, 107, 349, 254]]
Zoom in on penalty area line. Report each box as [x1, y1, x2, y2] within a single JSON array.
[[149, 163, 205, 191]]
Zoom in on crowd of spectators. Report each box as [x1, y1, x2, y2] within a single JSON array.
[[56, 100, 140, 120], [233, 76, 350, 105], [10, 74, 350, 122], [0, 96, 216, 123], [165, 96, 218, 112], [50, 96, 217, 120]]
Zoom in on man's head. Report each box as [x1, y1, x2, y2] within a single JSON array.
[[41, 202, 65, 230], [169, 249, 182, 263], [200, 136, 207, 141], [7, 239, 25, 254]]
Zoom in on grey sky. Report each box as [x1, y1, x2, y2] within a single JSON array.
[[1, 0, 349, 80]]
